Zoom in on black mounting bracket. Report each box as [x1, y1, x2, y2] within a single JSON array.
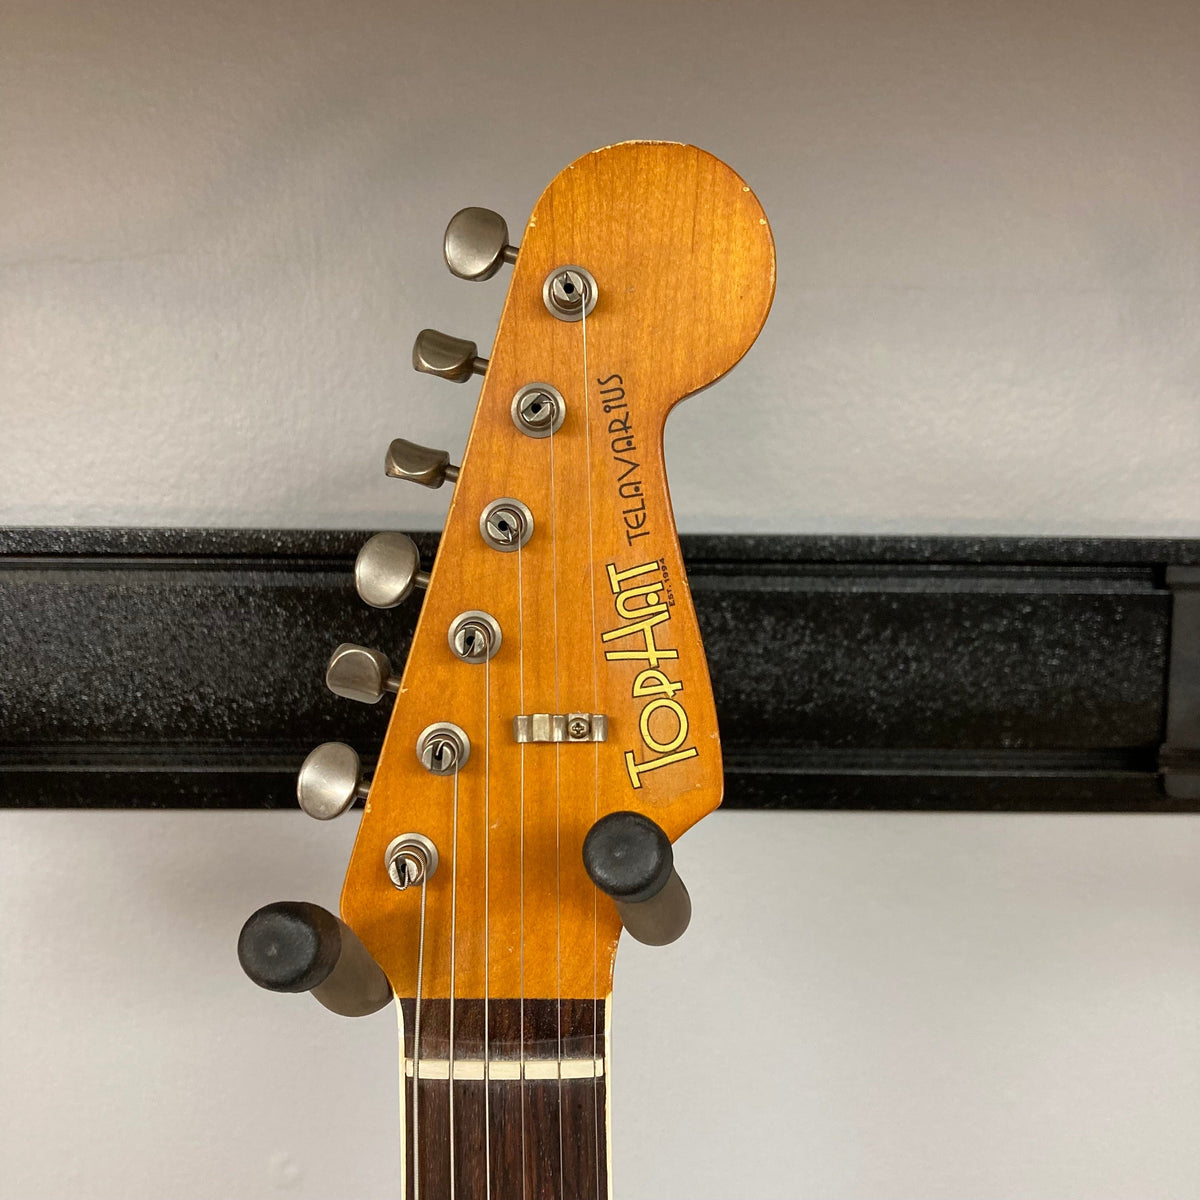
[[2, 527, 1199, 812], [1160, 567, 1200, 801]]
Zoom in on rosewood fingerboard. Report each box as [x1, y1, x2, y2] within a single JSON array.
[[399, 998, 609, 1200]]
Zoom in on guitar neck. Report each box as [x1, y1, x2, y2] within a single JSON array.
[[401, 996, 610, 1199]]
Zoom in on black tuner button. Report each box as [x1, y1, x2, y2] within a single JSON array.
[[582, 811, 692, 946], [237, 901, 392, 1017]]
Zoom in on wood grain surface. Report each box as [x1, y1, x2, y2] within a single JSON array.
[[341, 141, 775, 1002], [399, 998, 608, 1200]]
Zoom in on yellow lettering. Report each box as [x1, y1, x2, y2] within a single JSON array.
[[607, 560, 661, 594], [602, 609, 678, 667], [624, 745, 699, 789], [639, 697, 689, 753], [632, 669, 684, 700], [615, 583, 664, 620], [605, 559, 698, 788]]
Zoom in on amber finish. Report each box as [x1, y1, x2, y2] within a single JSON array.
[[341, 141, 775, 1001]]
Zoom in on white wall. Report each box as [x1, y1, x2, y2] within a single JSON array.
[[2, 2, 1199, 1198], [1, 0, 1197, 534], [3, 811, 1199, 1200]]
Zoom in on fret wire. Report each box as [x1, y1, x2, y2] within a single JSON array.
[[404, 1056, 605, 1080], [402, 1000, 608, 1195]]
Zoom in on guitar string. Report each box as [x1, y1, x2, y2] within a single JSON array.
[[484, 646, 492, 1200], [412, 872, 428, 1200], [448, 763, 460, 1200], [548, 363, 565, 1200], [578, 287, 602, 1200], [517, 539, 528, 1200]]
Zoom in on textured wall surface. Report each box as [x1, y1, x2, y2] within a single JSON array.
[[3, 2, 1200, 1198], [1, 0, 1198, 534], [3, 810, 1199, 1200]]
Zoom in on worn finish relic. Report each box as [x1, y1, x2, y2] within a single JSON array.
[[239, 140, 775, 1199]]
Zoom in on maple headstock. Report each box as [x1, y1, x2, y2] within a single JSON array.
[[338, 141, 775, 1003]]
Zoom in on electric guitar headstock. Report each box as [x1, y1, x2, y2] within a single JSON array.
[[239, 141, 774, 1198]]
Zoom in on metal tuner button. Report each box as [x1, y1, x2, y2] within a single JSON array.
[[325, 643, 400, 705], [354, 532, 430, 609], [385, 438, 459, 489], [296, 742, 370, 820], [443, 207, 519, 281], [412, 329, 489, 383]]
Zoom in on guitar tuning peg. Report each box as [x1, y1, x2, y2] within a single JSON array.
[[412, 328, 488, 383], [385, 438, 459, 489], [326, 643, 400, 705], [297, 742, 370, 819], [443, 207, 519, 281], [583, 811, 692, 946], [354, 532, 429, 609]]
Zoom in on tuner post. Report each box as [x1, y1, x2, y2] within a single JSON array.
[[582, 811, 692, 946], [237, 901, 392, 1017]]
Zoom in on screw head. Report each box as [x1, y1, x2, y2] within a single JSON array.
[[456, 625, 485, 657], [421, 736, 457, 772]]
